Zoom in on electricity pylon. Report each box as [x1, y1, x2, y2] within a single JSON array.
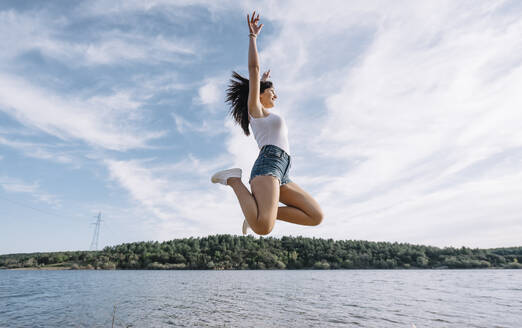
[[90, 212, 103, 251]]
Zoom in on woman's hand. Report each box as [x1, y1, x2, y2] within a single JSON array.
[[247, 11, 263, 36], [261, 69, 271, 81]]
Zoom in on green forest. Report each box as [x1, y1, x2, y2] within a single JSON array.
[[1, 235, 521, 270]]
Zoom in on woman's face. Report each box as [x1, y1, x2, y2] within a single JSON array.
[[260, 87, 277, 108]]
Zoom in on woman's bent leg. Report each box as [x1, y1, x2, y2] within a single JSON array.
[[277, 182, 324, 226]]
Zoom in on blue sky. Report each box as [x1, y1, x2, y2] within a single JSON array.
[[1, 0, 521, 254]]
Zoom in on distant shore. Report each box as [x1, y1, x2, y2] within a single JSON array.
[[2, 235, 521, 270], [5, 266, 515, 271], [7, 266, 72, 270]]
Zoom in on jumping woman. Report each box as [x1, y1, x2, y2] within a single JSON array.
[[211, 11, 324, 235]]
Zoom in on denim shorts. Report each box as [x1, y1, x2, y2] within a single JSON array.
[[249, 144, 292, 186]]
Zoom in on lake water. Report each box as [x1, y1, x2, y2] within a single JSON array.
[[0, 269, 521, 327]]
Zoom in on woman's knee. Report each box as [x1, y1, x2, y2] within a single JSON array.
[[311, 210, 324, 226], [252, 214, 275, 235], [254, 225, 274, 235]]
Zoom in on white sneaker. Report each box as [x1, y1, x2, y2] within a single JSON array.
[[211, 168, 242, 185], [242, 219, 250, 235]]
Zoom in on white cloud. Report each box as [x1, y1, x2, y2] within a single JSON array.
[[197, 80, 220, 105], [2, 1, 521, 250], [223, 118, 260, 177], [104, 157, 250, 240], [0, 176, 61, 206], [0, 136, 75, 164], [131, 73, 197, 94], [80, 34, 197, 65], [80, 0, 235, 17], [0, 10, 199, 67], [0, 74, 165, 151], [193, 75, 229, 113], [220, 0, 522, 247], [171, 113, 226, 136], [1, 181, 38, 194]]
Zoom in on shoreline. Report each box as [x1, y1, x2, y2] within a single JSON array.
[[3, 266, 516, 271], [7, 266, 72, 270], [2, 235, 521, 270]]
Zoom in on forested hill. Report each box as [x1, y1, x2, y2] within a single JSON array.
[[1, 235, 521, 270]]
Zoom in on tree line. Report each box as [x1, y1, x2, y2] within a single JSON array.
[[1, 235, 521, 270]]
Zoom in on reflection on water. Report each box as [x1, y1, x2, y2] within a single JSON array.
[[1, 270, 521, 327]]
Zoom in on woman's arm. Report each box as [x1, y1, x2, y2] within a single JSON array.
[[247, 11, 263, 115]]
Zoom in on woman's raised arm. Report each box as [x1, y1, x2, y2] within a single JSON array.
[[247, 11, 264, 115]]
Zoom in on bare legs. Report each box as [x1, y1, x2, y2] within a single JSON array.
[[276, 205, 319, 226], [277, 181, 323, 226], [227, 177, 259, 227], [227, 177, 322, 235], [228, 176, 278, 235]]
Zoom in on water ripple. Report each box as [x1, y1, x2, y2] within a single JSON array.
[[0, 270, 521, 327]]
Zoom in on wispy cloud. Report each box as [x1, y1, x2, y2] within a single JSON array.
[[1, 1, 521, 252], [0, 176, 61, 206], [221, 1, 522, 247], [0, 136, 75, 164], [0, 10, 200, 67], [104, 157, 248, 239], [80, 0, 235, 18], [172, 113, 226, 136], [0, 74, 165, 151], [80, 34, 197, 65]]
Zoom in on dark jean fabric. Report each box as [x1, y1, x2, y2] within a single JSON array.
[[249, 144, 292, 186]]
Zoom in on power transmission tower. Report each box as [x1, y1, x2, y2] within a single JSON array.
[[90, 212, 103, 251]]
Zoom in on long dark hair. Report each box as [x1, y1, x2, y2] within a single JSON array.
[[225, 71, 273, 136]]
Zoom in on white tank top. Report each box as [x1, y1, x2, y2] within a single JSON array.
[[249, 111, 290, 155]]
